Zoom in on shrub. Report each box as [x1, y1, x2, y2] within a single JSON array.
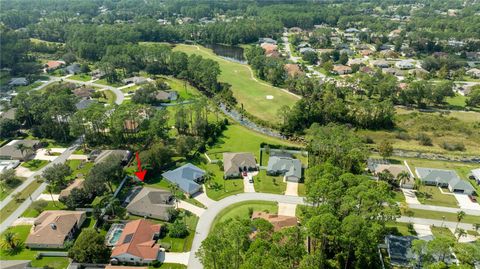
[[168, 220, 189, 238], [150, 260, 162, 268], [395, 131, 411, 140], [416, 133, 432, 146], [32, 200, 48, 213], [441, 141, 466, 151]]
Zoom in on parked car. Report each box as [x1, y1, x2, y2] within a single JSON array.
[[249, 178, 254, 183], [242, 171, 248, 177], [469, 195, 477, 202]]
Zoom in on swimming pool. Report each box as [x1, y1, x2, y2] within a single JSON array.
[[105, 224, 125, 246]]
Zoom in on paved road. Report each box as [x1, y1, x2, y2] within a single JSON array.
[[62, 78, 124, 105], [281, 32, 325, 79], [188, 193, 305, 269], [0, 139, 82, 233]]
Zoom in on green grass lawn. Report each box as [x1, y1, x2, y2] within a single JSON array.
[[0, 177, 25, 201], [201, 163, 244, 201], [15, 81, 44, 92], [406, 209, 480, 224], [0, 180, 43, 220], [22, 200, 67, 218], [211, 200, 278, 231], [120, 84, 141, 93], [66, 159, 94, 179], [95, 79, 124, 87], [172, 44, 299, 124], [160, 213, 198, 252], [207, 123, 301, 161], [393, 190, 406, 203], [445, 94, 467, 109], [69, 74, 92, 82], [21, 159, 50, 171], [253, 170, 286, 194], [386, 222, 417, 236], [416, 185, 459, 208], [149, 264, 187, 269], [159, 75, 201, 100], [431, 226, 456, 240], [0, 225, 69, 269], [97, 89, 116, 105], [297, 183, 306, 197]]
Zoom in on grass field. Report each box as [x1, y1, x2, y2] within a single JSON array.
[[0, 225, 69, 269], [159, 75, 201, 100], [431, 226, 456, 240], [253, 170, 286, 194], [149, 264, 187, 269], [386, 222, 417, 236], [0, 178, 25, 201], [95, 79, 124, 87], [445, 94, 467, 109], [211, 200, 278, 231], [98, 89, 116, 105], [0, 180, 43, 220], [69, 74, 92, 82], [172, 44, 299, 124], [21, 159, 49, 171], [201, 163, 244, 201], [416, 186, 459, 208], [406, 209, 480, 224]]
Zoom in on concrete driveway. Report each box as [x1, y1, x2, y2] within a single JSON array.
[[191, 187, 215, 208], [15, 166, 35, 177], [454, 193, 480, 210], [177, 201, 205, 217], [413, 224, 433, 241], [243, 174, 255, 193], [285, 182, 298, 196], [68, 154, 88, 160], [278, 203, 297, 217], [449, 227, 477, 243], [402, 188, 420, 204], [34, 148, 66, 161], [158, 251, 190, 265], [12, 217, 35, 226]]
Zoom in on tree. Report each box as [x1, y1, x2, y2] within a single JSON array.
[[466, 87, 480, 107], [302, 51, 318, 65], [338, 53, 348, 65], [169, 220, 189, 238], [455, 228, 467, 242], [42, 163, 72, 192], [0, 119, 20, 139], [1, 231, 21, 252], [32, 200, 48, 213], [397, 171, 410, 186], [0, 169, 21, 191], [86, 155, 124, 193], [68, 229, 110, 263], [14, 143, 31, 160], [378, 139, 393, 159], [456, 211, 466, 229]]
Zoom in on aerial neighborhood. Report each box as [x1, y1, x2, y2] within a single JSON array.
[[1, 0, 480, 269]]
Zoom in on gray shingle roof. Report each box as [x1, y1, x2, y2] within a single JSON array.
[[385, 235, 417, 267], [126, 187, 174, 220], [416, 167, 475, 193], [161, 163, 205, 195], [267, 156, 302, 179]]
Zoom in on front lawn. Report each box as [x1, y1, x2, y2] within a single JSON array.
[[416, 185, 459, 208], [22, 200, 67, 218], [253, 170, 286, 194], [406, 209, 480, 224], [159, 213, 198, 252], [21, 159, 50, 171], [211, 200, 278, 231], [66, 159, 94, 180], [386, 222, 417, 236], [0, 225, 69, 269], [430, 226, 456, 240], [98, 89, 116, 105], [297, 183, 306, 197], [69, 74, 92, 82], [95, 79, 124, 87], [149, 264, 186, 269], [201, 163, 243, 201], [0, 180, 43, 220]]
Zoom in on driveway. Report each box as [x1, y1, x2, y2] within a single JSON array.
[[413, 224, 433, 241], [68, 154, 88, 160], [34, 148, 66, 161], [243, 173, 256, 193], [448, 227, 476, 243], [177, 201, 205, 217], [158, 251, 190, 265], [453, 193, 480, 210], [278, 203, 297, 217], [15, 166, 35, 177], [402, 188, 420, 204], [285, 182, 298, 196], [191, 187, 215, 208]]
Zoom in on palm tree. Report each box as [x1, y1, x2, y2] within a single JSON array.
[[456, 211, 466, 229], [455, 228, 466, 242], [397, 171, 410, 187], [203, 171, 214, 188], [46, 184, 57, 207], [15, 143, 31, 160], [1, 231, 20, 251], [169, 183, 181, 206]]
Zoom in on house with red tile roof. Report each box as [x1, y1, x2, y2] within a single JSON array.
[[251, 211, 298, 232], [45, 60, 65, 71], [110, 219, 162, 265]]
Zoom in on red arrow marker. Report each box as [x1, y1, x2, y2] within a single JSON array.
[[134, 152, 147, 181]]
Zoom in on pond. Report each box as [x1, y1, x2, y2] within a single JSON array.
[[205, 44, 246, 64]]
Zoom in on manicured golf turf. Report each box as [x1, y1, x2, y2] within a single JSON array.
[[173, 44, 300, 124]]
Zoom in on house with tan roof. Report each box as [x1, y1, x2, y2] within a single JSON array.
[[332, 65, 352, 75], [0, 140, 40, 161], [59, 178, 85, 200], [110, 219, 162, 265], [251, 211, 298, 232], [26, 210, 86, 248], [126, 187, 174, 221], [223, 152, 257, 179], [261, 43, 278, 57], [374, 164, 413, 189], [284, 64, 303, 77]]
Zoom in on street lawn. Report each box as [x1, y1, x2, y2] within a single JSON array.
[[69, 74, 92, 82], [211, 200, 278, 231], [0, 177, 25, 201], [386, 222, 417, 236], [120, 84, 141, 94], [359, 108, 480, 156], [406, 209, 480, 224], [95, 79, 124, 87], [21, 159, 50, 171], [0, 180, 43, 220], [393, 190, 406, 203], [0, 225, 69, 269], [253, 170, 286, 194], [207, 123, 301, 161], [149, 264, 186, 269], [173, 44, 299, 124], [297, 183, 306, 197], [430, 226, 456, 240], [22, 200, 67, 218], [416, 185, 459, 208]]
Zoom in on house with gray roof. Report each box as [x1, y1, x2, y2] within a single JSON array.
[[75, 99, 97, 110], [471, 168, 480, 185], [65, 63, 82, 74], [384, 235, 417, 267], [299, 47, 316, 55], [416, 167, 475, 195], [162, 163, 205, 196], [0, 140, 40, 160], [126, 187, 174, 221], [8, 77, 28, 87], [267, 156, 302, 182], [223, 152, 257, 179]]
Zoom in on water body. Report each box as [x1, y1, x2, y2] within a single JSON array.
[[205, 44, 246, 64]]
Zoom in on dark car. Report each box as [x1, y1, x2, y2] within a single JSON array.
[[248, 178, 254, 183], [469, 195, 477, 202]]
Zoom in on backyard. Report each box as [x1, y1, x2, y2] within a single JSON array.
[[211, 200, 278, 231], [172, 44, 300, 124]]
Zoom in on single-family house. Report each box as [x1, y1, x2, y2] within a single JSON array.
[[416, 168, 475, 195], [8, 77, 28, 87], [0, 140, 40, 161], [75, 99, 97, 110], [465, 52, 480, 61], [382, 68, 404, 76], [126, 187, 174, 221], [261, 43, 278, 56], [0, 108, 16, 120], [359, 49, 374, 56], [284, 64, 303, 77], [223, 152, 257, 179], [374, 164, 413, 189], [0, 260, 32, 269], [92, 150, 132, 166], [155, 90, 178, 102], [332, 65, 352, 75], [299, 47, 316, 55], [470, 168, 480, 185], [0, 160, 20, 173], [45, 60, 65, 71], [345, 28, 359, 33], [73, 87, 95, 98], [388, 29, 402, 38], [258, 38, 277, 45], [91, 69, 106, 79], [124, 119, 140, 133], [59, 178, 85, 200], [395, 60, 415, 70], [339, 48, 354, 56], [267, 156, 302, 182], [26, 210, 86, 248], [371, 60, 390, 68], [289, 27, 303, 33], [251, 211, 298, 232], [65, 63, 81, 75], [161, 163, 205, 196], [466, 68, 480, 79], [359, 66, 375, 75], [347, 58, 367, 66], [122, 77, 148, 85], [110, 219, 162, 265], [384, 235, 417, 267]]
